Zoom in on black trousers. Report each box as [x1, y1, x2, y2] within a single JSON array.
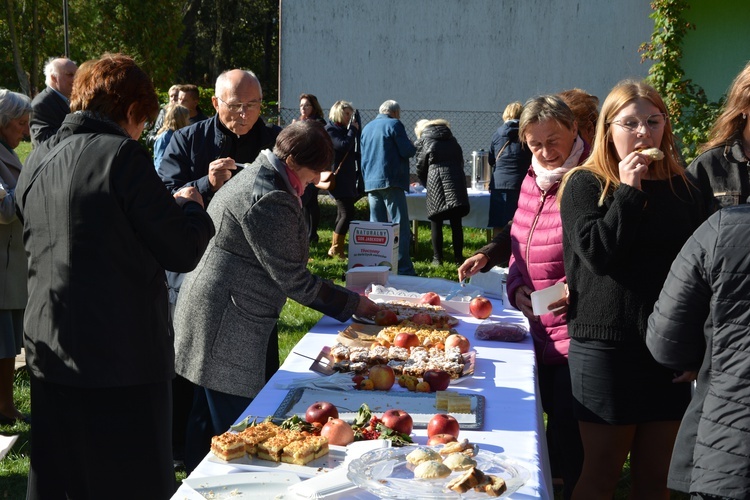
[[27, 375, 175, 499], [334, 197, 357, 235]]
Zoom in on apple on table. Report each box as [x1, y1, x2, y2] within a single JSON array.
[[445, 333, 470, 354], [423, 369, 451, 391], [419, 292, 441, 306], [469, 296, 493, 319], [381, 409, 413, 435], [427, 413, 460, 438], [305, 401, 338, 425], [393, 331, 420, 349], [321, 418, 355, 446], [368, 364, 395, 390]]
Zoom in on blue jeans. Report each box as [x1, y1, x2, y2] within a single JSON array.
[[368, 187, 415, 275]]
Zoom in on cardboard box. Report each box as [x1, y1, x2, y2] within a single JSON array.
[[345, 266, 390, 291], [348, 221, 399, 272]]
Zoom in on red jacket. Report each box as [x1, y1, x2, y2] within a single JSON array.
[[506, 139, 587, 365]]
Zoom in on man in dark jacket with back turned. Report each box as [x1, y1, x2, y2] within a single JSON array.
[[30, 57, 78, 146], [647, 205, 750, 500]]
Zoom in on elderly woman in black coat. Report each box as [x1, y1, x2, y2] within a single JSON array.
[[414, 119, 470, 265]]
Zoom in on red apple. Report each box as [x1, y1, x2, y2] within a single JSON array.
[[427, 413, 460, 438], [445, 334, 470, 354], [368, 364, 395, 390], [321, 418, 355, 446], [394, 331, 420, 349], [469, 296, 493, 319], [419, 292, 441, 306], [381, 409, 413, 435], [423, 370, 451, 391], [411, 312, 433, 325], [374, 309, 399, 326], [427, 433, 458, 446], [305, 401, 339, 424]]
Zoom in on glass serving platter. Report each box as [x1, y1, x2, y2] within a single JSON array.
[[347, 446, 530, 499]]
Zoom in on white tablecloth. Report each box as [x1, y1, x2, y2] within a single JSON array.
[[172, 285, 552, 499], [406, 189, 491, 229]]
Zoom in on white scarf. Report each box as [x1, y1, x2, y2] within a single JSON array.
[[532, 136, 585, 191]]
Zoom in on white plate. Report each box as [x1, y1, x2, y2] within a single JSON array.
[[206, 444, 347, 478], [183, 471, 300, 499], [347, 446, 530, 499]]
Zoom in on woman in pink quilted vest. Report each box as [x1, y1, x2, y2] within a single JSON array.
[[506, 95, 590, 499]]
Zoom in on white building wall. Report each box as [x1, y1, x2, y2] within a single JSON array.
[[279, 0, 655, 160]]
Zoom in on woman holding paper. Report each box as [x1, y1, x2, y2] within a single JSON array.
[[505, 95, 589, 499]]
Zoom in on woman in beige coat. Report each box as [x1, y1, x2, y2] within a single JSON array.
[[0, 89, 31, 425]]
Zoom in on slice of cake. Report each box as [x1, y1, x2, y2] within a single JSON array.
[[447, 394, 472, 414], [435, 391, 451, 410], [238, 421, 280, 455], [210, 432, 245, 461], [281, 435, 329, 465], [257, 429, 304, 462]]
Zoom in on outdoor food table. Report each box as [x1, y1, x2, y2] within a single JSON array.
[[406, 188, 491, 229], [406, 189, 492, 245], [172, 278, 552, 499]]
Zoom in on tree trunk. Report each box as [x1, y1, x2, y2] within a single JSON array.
[[30, 0, 39, 95], [5, 0, 30, 94]]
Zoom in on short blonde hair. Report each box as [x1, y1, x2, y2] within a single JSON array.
[[519, 95, 576, 144], [502, 102, 523, 121], [329, 100, 354, 124]]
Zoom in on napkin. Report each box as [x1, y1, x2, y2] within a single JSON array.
[[286, 440, 391, 499]]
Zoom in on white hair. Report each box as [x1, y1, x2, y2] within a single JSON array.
[[43, 57, 76, 87], [0, 89, 32, 128], [379, 100, 400, 116]]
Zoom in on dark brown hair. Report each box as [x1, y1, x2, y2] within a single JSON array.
[[179, 84, 199, 100], [70, 53, 159, 125], [298, 93, 324, 121], [273, 120, 334, 172]]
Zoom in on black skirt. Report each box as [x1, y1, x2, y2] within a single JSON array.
[[568, 337, 691, 425]]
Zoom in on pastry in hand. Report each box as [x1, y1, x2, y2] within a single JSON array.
[[639, 147, 664, 160]]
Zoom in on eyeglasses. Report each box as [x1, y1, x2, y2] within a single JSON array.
[[217, 96, 261, 113], [610, 113, 667, 133]]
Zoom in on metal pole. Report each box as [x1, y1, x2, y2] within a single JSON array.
[[63, 0, 70, 58]]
